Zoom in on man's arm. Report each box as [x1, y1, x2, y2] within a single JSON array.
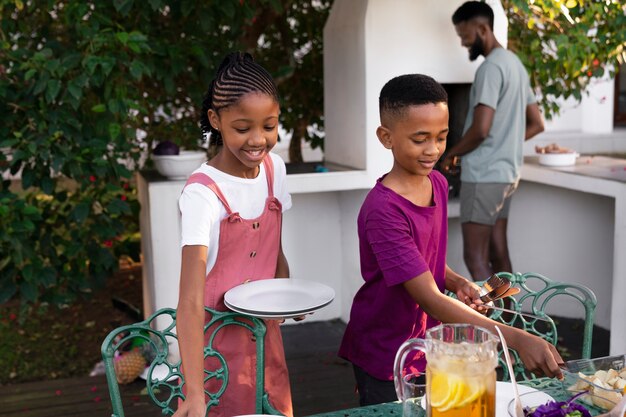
[[441, 104, 495, 171], [525, 102, 544, 140]]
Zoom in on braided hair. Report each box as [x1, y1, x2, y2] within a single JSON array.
[[200, 52, 279, 151]]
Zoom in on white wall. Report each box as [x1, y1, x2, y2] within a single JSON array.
[[544, 77, 616, 134]]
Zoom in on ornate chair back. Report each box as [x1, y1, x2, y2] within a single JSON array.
[[480, 272, 597, 381], [101, 307, 283, 416]]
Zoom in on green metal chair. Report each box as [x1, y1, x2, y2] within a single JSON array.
[[478, 272, 597, 381], [101, 307, 284, 417]]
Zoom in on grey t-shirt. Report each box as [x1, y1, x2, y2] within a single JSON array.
[[461, 47, 536, 183]]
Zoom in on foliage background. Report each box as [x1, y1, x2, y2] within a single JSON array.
[[1, 0, 625, 308], [0, 0, 331, 308], [503, 0, 626, 119]]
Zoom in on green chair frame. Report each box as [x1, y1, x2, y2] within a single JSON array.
[[101, 307, 284, 417], [477, 272, 597, 381]]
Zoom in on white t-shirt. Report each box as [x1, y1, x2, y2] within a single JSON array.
[[179, 152, 292, 273]]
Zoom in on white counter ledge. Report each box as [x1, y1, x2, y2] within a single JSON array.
[[520, 155, 626, 355]]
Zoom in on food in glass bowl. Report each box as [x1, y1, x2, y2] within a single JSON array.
[[508, 391, 593, 417], [562, 355, 626, 411]]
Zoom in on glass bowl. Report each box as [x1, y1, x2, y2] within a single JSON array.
[[506, 391, 555, 416], [507, 390, 619, 416], [561, 354, 625, 412]]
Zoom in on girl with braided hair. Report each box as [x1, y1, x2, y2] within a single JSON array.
[[175, 51, 293, 417]]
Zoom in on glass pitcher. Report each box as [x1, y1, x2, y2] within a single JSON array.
[[394, 323, 499, 417]]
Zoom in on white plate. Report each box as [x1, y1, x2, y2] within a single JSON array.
[[224, 278, 335, 316], [224, 299, 333, 319], [233, 415, 278, 417], [421, 381, 553, 416]]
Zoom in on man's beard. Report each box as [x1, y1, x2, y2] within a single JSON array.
[[469, 36, 484, 61]]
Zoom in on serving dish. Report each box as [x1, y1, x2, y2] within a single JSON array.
[[152, 150, 207, 180], [537, 152, 579, 167], [562, 354, 626, 411]]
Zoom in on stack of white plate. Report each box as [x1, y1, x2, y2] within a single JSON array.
[[224, 279, 335, 319]]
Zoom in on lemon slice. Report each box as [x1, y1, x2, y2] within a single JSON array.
[[456, 380, 485, 408], [430, 373, 485, 412], [429, 373, 457, 408]]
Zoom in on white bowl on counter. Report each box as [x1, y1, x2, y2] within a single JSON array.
[[537, 152, 579, 167], [152, 150, 207, 180]]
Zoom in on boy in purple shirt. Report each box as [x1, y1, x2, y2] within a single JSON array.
[[338, 74, 563, 406]]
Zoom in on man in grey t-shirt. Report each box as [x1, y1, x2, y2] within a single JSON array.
[[442, 1, 545, 282]]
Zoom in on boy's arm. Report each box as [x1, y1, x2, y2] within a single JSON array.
[[403, 271, 564, 378], [444, 264, 482, 306]]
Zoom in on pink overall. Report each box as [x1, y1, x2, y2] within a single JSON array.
[[184, 156, 293, 417]]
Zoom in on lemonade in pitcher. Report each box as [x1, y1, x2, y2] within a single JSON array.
[[426, 353, 496, 417], [394, 324, 499, 417]]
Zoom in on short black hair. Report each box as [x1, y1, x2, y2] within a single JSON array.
[[379, 74, 448, 122], [452, 1, 494, 30]]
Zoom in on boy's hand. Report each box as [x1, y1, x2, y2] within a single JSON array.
[[454, 280, 488, 314], [512, 332, 564, 379]]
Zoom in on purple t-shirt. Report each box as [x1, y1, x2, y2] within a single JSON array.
[[338, 170, 449, 381]]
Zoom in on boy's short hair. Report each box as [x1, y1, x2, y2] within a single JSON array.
[[452, 1, 494, 30], [379, 74, 448, 122]]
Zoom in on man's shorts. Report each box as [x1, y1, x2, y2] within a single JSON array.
[[459, 181, 519, 225]]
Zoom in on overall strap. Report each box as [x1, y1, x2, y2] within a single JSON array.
[[262, 155, 275, 198], [185, 172, 234, 215]]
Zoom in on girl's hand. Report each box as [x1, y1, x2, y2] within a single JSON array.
[[172, 395, 206, 417]]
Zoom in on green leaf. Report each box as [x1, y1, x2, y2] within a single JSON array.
[[113, 0, 134, 15], [25, 69, 37, 81], [45, 79, 62, 103], [116, 31, 129, 45], [40, 267, 57, 287], [22, 264, 34, 281], [41, 177, 54, 195], [21, 168, 34, 189], [72, 202, 90, 222], [0, 281, 17, 304], [129, 60, 143, 80], [67, 79, 83, 100], [91, 104, 106, 113], [148, 0, 162, 10], [106, 198, 129, 215], [33, 73, 50, 96], [108, 123, 121, 140], [181, 0, 195, 17], [23, 205, 39, 216], [219, 1, 235, 18], [14, 220, 35, 232], [20, 280, 38, 302], [0, 257, 10, 271], [45, 59, 60, 74]]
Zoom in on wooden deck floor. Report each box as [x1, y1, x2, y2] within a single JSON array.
[[0, 319, 358, 417], [0, 317, 610, 417]]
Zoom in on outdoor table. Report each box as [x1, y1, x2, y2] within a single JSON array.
[[305, 377, 607, 416]]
